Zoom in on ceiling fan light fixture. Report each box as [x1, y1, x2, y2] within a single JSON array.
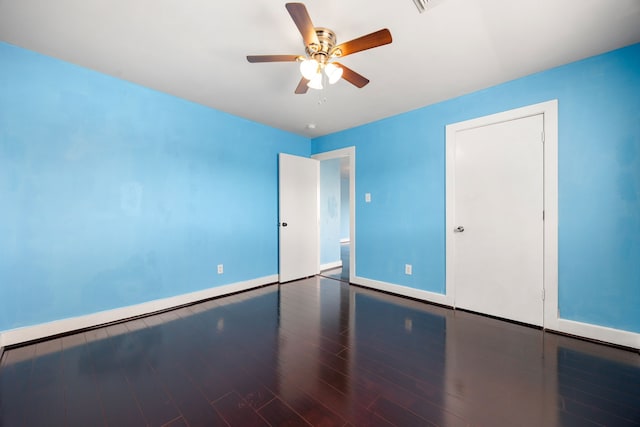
[[324, 63, 343, 84], [247, 3, 392, 94], [300, 58, 319, 80], [307, 73, 324, 90]]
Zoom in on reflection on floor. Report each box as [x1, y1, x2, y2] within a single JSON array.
[[321, 242, 350, 283], [1, 276, 639, 426]]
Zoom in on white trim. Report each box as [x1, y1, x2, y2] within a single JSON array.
[[444, 100, 638, 350], [316, 159, 321, 275], [320, 260, 343, 271], [446, 100, 558, 318], [553, 319, 640, 350], [542, 102, 560, 331], [352, 275, 451, 307], [0, 274, 277, 348], [312, 147, 356, 283], [354, 277, 639, 350]]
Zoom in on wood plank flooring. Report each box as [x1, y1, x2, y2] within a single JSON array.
[[1, 276, 638, 426]]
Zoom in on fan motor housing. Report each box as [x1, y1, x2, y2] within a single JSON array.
[[306, 28, 339, 62]]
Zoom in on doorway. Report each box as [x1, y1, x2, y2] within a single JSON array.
[[313, 147, 355, 284], [445, 101, 558, 327]]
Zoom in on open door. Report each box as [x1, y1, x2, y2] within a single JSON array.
[[279, 153, 319, 283]]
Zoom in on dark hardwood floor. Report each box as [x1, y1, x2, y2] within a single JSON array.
[[320, 242, 350, 283], [1, 276, 639, 426]]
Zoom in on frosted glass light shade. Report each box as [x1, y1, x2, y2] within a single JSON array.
[[307, 73, 323, 90], [324, 63, 343, 84], [300, 59, 319, 80]]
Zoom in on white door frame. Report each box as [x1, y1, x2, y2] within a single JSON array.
[[445, 100, 558, 328], [312, 147, 356, 283]]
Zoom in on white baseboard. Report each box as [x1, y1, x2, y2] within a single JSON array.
[[351, 276, 638, 350], [352, 275, 452, 307], [320, 260, 343, 271], [3, 274, 636, 352], [552, 318, 640, 350], [0, 274, 278, 348]]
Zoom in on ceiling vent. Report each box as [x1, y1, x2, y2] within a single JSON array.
[[412, 0, 445, 13], [412, 0, 426, 13]]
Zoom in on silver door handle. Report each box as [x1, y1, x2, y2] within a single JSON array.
[[454, 226, 464, 233]]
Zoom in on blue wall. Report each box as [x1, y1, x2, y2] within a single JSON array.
[[1, 40, 638, 336], [319, 159, 341, 265], [0, 42, 309, 331], [340, 175, 350, 241], [312, 43, 640, 334]]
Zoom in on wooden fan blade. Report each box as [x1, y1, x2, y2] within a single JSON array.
[[247, 55, 300, 63], [295, 77, 310, 94], [286, 3, 319, 47], [333, 29, 392, 57], [334, 63, 369, 88]]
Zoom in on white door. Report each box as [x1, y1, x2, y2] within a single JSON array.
[[453, 114, 544, 326], [279, 153, 319, 283]]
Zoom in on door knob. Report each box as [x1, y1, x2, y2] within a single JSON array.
[[454, 226, 464, 233], [281, 222, 288, 227]]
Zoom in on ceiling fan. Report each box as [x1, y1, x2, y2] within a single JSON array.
[[246, 3, 392, 94]]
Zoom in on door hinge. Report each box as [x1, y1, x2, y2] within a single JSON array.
[[541, 131, 545, 143], [543, 210, 545, 220], [541, 289, 545, 301]]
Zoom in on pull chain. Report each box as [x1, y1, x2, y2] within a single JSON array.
[[317, 73, 328, 105]]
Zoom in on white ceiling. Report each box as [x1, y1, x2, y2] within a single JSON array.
[[1, 0, 639, 138]]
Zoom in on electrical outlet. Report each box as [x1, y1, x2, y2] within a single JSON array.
[[405, 264, 412, 275], [217, 264, 224, 274]]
